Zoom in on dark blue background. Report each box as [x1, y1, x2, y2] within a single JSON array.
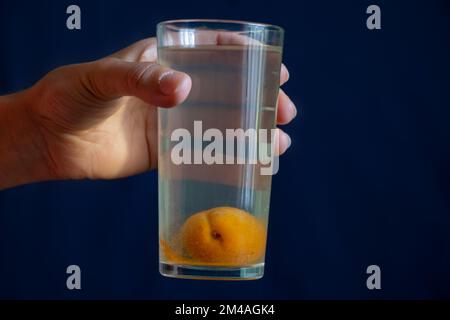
[[1, 0, 449, 299]]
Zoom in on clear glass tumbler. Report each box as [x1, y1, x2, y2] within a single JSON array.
[[157, 19, 284, 280]]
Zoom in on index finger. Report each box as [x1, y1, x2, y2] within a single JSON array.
[[194, 31, 289, 85]]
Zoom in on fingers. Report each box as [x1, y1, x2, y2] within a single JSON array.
[[110, 36, 290, 87], [84, 57, 192, 107], [280, 64, 289, 85], [277, 89, 297, 125], [277, 128, 292, 156], [215, 31, 262, 46], [212, 31, 291, 86], [276, 86, 295, 155], [93, 37, 295, 155], [189, 30, 259, 46]]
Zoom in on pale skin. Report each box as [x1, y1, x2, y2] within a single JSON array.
[[0, 38, 296, 190]]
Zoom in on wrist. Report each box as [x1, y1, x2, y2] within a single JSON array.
[[0, 91, 54, 190]]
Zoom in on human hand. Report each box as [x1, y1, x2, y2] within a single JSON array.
[[0, 37, 296, 188]]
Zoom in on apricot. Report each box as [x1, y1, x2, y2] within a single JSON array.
[[160, 238, 187, 264], [179, 206, 266, 265]]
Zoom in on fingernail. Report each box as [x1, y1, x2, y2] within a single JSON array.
[[285, 134, 292, 149], [282, 64, 290, 82], [291, 102, 298, 119], [159, 71, 186, 95]]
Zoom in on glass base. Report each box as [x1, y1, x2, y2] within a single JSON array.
[[159, 262, 264, 281]]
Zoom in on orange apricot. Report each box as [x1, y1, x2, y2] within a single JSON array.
[[160, 238, 187, 264], [179, 206, 266, 265]]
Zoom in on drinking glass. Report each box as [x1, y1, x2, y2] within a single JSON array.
[[157, 19, 284, 280]]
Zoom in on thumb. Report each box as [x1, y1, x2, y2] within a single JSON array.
[[81, 57, 192, 107]]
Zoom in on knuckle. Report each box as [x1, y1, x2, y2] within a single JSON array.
[[83, 58, 118, 99], [125, 63, 158, 92], [93, 57, 117, 74]]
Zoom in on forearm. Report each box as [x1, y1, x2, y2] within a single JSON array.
[[0, 91, 52, 190]]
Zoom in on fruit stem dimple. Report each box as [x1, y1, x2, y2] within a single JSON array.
[[211, 231, 222, 241]]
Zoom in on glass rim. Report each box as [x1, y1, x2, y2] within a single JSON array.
[[157, 19, 284, 34]]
